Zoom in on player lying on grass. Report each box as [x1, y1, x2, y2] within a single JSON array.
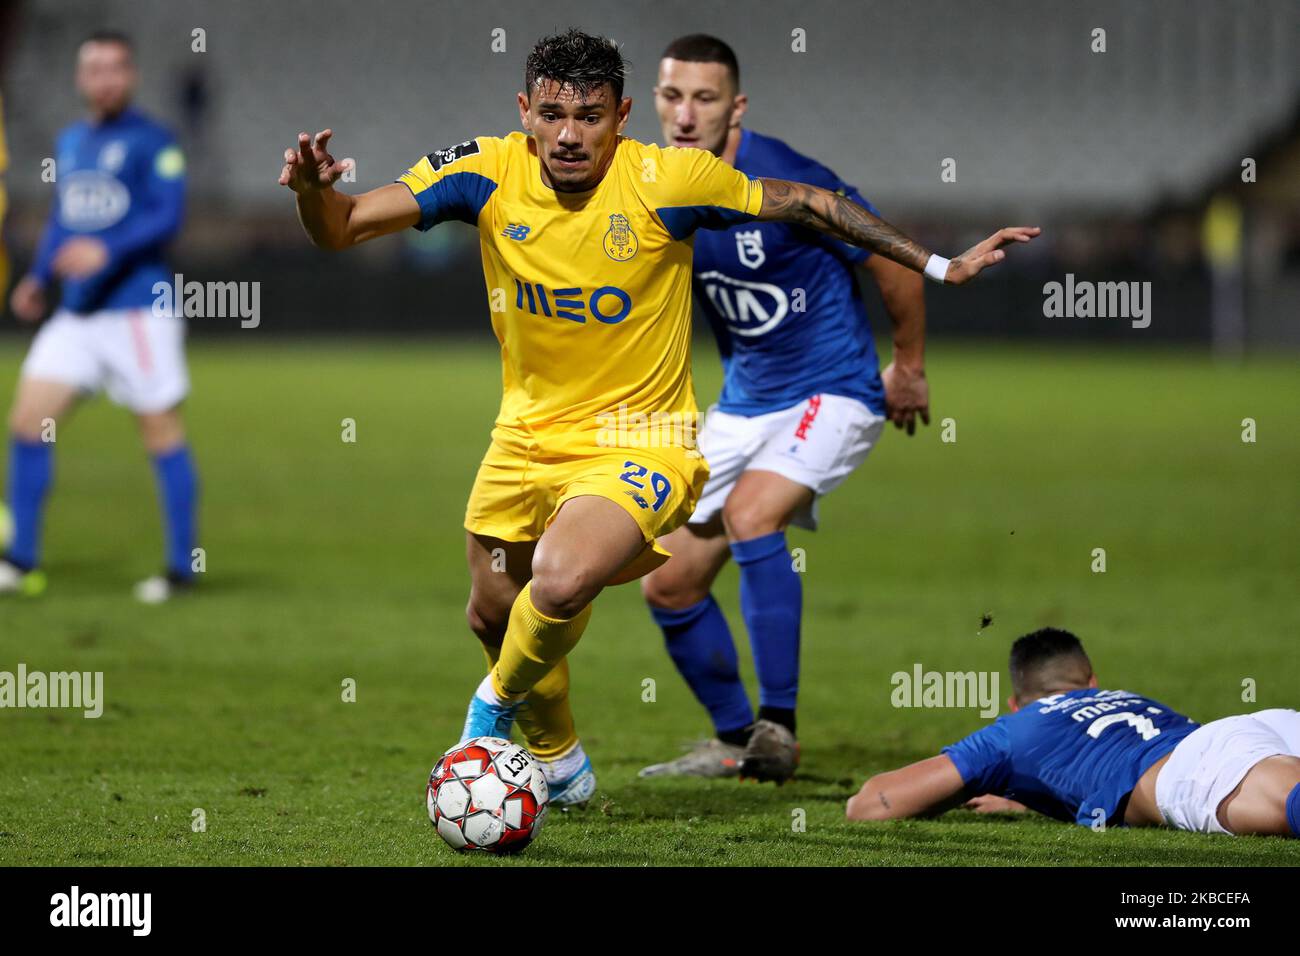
[[638, 34, 930, 783], [279, 29, 1037, 807], [2, 31, 199, 604], [846, 628, 1300, 838]]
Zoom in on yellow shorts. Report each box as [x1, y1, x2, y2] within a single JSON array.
[[464, 426, 709, 583]]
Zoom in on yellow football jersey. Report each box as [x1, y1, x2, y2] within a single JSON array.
[[398, 132, 763, 440]]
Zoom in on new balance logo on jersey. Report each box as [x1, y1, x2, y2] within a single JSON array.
[[502, 223, 531, 241], [696, 270, 788, 337]]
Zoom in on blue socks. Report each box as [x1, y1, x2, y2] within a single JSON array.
[[1287, 781, 1300, 838], [650, 531, 803, 738], [5, 436, 53, 570], [650, 595, 753, 735], [6, 437, 197, 578], [730, 531, 801, 713], [151, 444, 199, 579]]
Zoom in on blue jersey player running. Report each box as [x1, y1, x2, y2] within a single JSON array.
[[848, 628, 1300, 839], [639, 35, 932, 781], [3, 31, 198, 603]]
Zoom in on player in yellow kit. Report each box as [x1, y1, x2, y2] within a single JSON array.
[[279, 30, 1038, 805], [397, 127, 755, 574]]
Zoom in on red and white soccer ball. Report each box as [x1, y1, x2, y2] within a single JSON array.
[[427, 736, 549, 853]]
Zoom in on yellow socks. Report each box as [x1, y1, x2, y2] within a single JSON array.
[[515, 661, 578, 760], [479, 641, 577, 761], [491, 580, 592, 703], [471, 583, 591, 759]]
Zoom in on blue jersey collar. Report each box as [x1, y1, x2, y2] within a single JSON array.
[[89, 105, 140, 130], [734, 127, 753, 172]]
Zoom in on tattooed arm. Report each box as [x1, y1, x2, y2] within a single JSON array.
[[757, 178, 1040, 285]]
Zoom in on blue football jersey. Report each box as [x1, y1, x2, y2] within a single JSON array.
[[691, 129, 885, 417], [32, 107, 186, 315], [943, 688, 1200, 826]]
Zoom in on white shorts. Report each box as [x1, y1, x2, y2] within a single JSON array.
[[1155, 708, 1300, 835], [690, 393, 886, 531], [20, 308, 189, 414]]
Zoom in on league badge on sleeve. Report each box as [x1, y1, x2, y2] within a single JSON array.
[[155, 145, 186, 179], [427, 139, 480, 172]]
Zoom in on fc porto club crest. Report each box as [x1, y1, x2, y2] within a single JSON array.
[[603, 213, 639, 261]]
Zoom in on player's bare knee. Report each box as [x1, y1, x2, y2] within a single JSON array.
[[641, 569, 707, 611], [465, 593, 510, 643], [528, 565, 595, 620], [8, 406, 45, 442], [530, 579, 590, 620], [639, 572, 672, 609], [137, 411, 185, 455], [464, 599, 496, 642], [721, 500, 781, 542]]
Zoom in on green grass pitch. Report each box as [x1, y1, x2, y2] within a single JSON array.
[[0, 337, 1297, 866]]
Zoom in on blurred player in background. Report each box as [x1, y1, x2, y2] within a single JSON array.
[[846, 628, 1300, 839], [2, 31, 198, 603], [0, 0, 15, 305], [0, 91, 10, 305], [639, 35, 929, 782], [0, 5, 15, 551], [279, 29, 1035, 806]]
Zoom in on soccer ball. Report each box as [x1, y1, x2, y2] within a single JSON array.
[[427, 736, 548, 853]]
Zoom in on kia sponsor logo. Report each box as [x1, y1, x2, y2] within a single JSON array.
[[697, 270, 788, 336], [58, 170, 130, 230]]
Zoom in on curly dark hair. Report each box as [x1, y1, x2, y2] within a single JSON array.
[[524, 29, 626, 102]]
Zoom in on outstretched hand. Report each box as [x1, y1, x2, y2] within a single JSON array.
[[944, 226, 1041, 285], [279, 129, 353, 193]]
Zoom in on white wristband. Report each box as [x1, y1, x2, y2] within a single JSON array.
[[924, 254, 950, 284]]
